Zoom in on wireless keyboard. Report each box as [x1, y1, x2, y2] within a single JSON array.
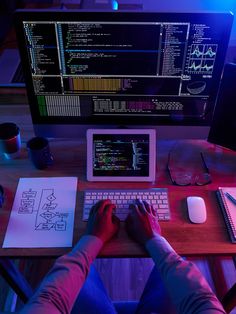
[[82, 188, 170, 221]]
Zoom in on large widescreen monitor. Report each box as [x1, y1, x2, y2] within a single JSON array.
[[14, 10, 233, 139]]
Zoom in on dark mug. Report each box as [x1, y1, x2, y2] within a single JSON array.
[[0, 122, 21, 159], [27, 136, 53, 170]]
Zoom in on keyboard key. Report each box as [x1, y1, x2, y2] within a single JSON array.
[[83, 189, 170, 221]]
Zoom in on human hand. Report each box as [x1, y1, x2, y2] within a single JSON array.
[[125, 199, 161, 245], [86, 199, 120, 243]]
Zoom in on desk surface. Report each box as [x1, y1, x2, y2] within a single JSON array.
[[1, 104, 236, 258]]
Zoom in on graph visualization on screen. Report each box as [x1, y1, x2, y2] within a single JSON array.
[[14, 10, 233, 138]]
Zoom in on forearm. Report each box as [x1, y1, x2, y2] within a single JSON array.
[[146, 235, 225, 314], [20, 235, 103, 314]]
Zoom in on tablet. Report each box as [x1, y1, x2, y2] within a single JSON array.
[[87, 129, 156, 181]]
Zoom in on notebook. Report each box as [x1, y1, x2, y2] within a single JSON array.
[[216, 187, 236, 243]]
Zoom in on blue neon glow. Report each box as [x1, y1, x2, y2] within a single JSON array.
[[112, 0, 118, 10], [201, 0, 236, 10]]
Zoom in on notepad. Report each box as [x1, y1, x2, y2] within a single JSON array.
[[216, 187, 236, 243]]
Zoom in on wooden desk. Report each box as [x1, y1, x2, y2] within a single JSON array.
[[1, 104, 236, 258]]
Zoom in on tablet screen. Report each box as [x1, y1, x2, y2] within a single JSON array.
[[87, 129, 156, 181]]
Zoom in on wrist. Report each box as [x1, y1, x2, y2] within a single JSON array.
[[71, 235, 104, 259], [144, 233, 162, 246], [85, 231, 106, 244]]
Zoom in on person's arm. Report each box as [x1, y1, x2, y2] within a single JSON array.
[[20, 200, 120, 314], [125, 199, 226, 314]]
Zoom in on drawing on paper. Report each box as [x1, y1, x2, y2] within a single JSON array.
[[18, 188, 69, 231]]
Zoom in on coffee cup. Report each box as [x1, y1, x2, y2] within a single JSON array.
[[27, 136, 53, 170], [0, 122, 21, 159]]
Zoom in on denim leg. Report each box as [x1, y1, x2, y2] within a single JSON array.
[[135, 266, 176, 314], [71, 264, 117, 314]]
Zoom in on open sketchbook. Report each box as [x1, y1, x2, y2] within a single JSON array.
[[216, 187, 236, 243], [3, 177, 78, 248]]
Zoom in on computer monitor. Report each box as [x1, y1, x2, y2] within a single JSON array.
[[14, 10, 233, 139]]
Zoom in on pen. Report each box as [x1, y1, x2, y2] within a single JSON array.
[[225, 192, 236, 205]]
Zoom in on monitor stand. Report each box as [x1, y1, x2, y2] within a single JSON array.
[[33, 124, 210, 141]]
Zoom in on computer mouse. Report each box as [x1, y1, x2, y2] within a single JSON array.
[[186, 196, 207, 223]]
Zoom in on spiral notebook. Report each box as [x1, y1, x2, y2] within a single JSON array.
[[216, 187, 236, 243]]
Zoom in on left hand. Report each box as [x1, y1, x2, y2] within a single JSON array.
[[86, 199, 120, 243]]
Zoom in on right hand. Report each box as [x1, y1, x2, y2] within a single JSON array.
[[125, 199, 161, 245]]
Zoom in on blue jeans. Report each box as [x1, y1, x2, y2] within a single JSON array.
[[71, 264, 176, 314]]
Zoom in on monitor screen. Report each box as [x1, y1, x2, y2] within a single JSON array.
[[14, 10, 233, 139], [92, 134, 150, 177]]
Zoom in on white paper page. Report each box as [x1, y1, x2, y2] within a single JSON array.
[[3, 177, 78, 248]]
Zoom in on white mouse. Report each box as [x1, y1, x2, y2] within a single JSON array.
[[187, 196, 207, 223]]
